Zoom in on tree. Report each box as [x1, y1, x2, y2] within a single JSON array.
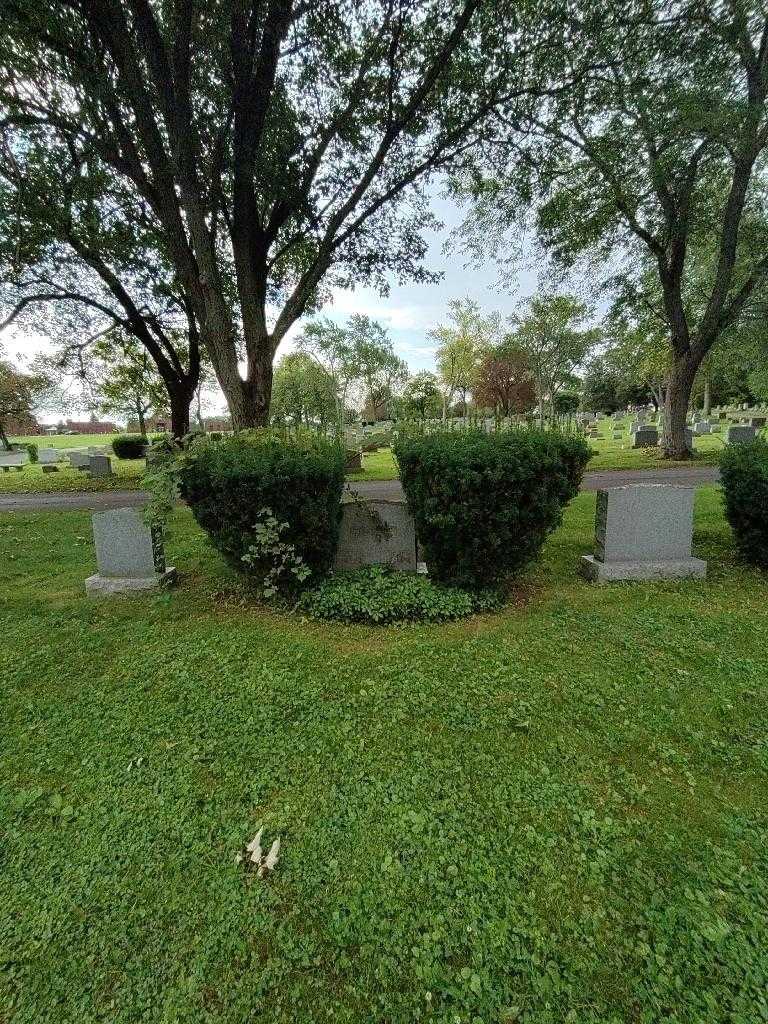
[[473, 345, 535, 415], [297, 314, 407, 426], [0, 137, 201, 436], [466, 1, 768, 457], [346, 315, 408, 419], [580, 357, 624, 414], [511, 293, 598, 425], [399, 371, 442, 420], [1, 1, 541, 428], [0, 356, 49, 449], [271, 352, 337, 430], [431, 298, 498, 416], [50, 330, 170, 436]]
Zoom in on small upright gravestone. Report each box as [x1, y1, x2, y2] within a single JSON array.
[[69, 451, 91, 470], [632, 427, 658, 448], [89, 454, 113, 478], [0, 451, 25, 472], [334, 499, 418, 572], [580, 485, 706, 581], [693, 421, 711, 435], [727, 425, 756, 445], [85, 507, 176, 595]]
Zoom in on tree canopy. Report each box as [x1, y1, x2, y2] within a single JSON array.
[[460, 0, 768, 455], [0, 0, 551, 428]]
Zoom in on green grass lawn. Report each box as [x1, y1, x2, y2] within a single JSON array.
[[2, 488, 767, 1022], [9, 432, 126, 449], [1, 434, 146, 495]]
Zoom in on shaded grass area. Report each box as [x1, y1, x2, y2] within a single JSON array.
[[2, 487, 767, 1022]]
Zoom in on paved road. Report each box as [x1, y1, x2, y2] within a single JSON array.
[[0, 466, 721, 513]]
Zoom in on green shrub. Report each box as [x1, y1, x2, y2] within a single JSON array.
[[720, 438, 768, 567], [24, 442, 38, 463], [180, 430, 345, 587], [298, 565, 500, 624], [393, 427, 591, 589], [112, 434, 149, 459]]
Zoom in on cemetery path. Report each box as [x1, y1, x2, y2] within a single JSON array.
[[0, 466, 721, 513]]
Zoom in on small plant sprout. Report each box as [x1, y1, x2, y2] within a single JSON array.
[[236, 829, 281, 878]]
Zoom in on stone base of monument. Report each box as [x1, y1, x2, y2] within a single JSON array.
[[580, 554, 706, 581], [85, 567, 177, 595], [580, 484, 706, 582]]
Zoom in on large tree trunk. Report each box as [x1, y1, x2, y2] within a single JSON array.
[[211, 335, 273, 430], [169, 388, 192, 439], [0, 423, 11, 450], [660, 354, 699, 459], [703, 378, 712, 418]]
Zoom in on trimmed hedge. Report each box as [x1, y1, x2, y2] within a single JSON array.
[[720, 438, 768, 567], [112, 434, 149, 459], [394, 428, 591, 590], [179, 430, 345, 583]]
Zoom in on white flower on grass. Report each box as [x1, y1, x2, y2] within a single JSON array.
[[258, 837, 280, 878], [246, 827, 264, 865], [238, 828, 281, 878]]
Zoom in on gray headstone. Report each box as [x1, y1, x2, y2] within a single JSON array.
[[727, 425, 756, 445], [750, 416, 766, 428], [580, 485, 706, 581], [0, 451, 25, 468], [657, 428, 693, 450], [693, 421, 711, 434], [38, 448, 60, 464], [344, 450, 362, 472], [69, 451, 91, 470], [86, 507, 176, 595], [334, 499, 417, 571], [632, 427, 659, 448], [89, 455, 113, 478]]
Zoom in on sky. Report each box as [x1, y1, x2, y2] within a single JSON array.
[[303, 192, 539, 374], [6, 190, 541, 423]]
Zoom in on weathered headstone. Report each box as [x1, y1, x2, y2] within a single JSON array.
[[632, 427, 659, 448], [88, 454, 113, 478], [85, 507, 176, 595], [0, 451, 25, 472], [750, 416, 766, 428], [580, 485, 706, 581], [334, 499, 418, 571], [69, 451, 91, 470], [657, 428, 693, 450], [693, 421, 711, 435], [38, 448, 60, 464], [727, 425, 757, 445], [344, 450, 362, 472]]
